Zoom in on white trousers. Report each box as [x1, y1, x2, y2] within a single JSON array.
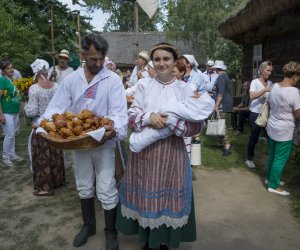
[[2, 113, 19, 159], [73, 145, 118, 210]]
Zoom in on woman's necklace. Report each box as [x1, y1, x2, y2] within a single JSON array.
[[155, 76, 176, 85]]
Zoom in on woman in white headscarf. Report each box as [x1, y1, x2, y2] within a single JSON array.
[[24, 59, 65, 196], [179, 54, 206, 94]]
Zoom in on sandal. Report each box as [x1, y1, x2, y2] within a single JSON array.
[[33, 190, 54, 196]]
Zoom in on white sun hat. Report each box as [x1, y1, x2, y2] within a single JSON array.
[[58, 49, 70, 60], [212, 60, 227, 70], [206, 59, 214, 66], [138, 50, 150, 63]]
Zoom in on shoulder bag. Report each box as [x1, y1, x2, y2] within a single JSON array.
[[255, 100, 269, 127], [206, 111, 225, 136]]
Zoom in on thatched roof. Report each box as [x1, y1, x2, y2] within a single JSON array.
[[219, 0, 300, 43], [101, 32, 204, 68]]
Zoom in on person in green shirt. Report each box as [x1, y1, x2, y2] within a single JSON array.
[[0, 59, 23, 167]]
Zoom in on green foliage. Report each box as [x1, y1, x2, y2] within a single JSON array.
[[0, 0, 92, 76], [163, 0, 243, 78], [83, 0, 162, 31], [214, 38, 243, 79]]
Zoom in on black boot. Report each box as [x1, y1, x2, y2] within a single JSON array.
[[142, 242, 153, 250], [104, 207, 119, 250], [160, 244, 169, 250], [73, 198, 96, 247]]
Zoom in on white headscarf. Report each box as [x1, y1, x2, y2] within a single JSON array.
[[30, 59, 49, 81], [183, 54, 199, 70]]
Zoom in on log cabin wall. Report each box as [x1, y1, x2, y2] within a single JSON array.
[[242, 44, 253, 83], [264, 30, 300, 83]]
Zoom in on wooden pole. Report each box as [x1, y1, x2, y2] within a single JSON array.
[[77, 11, 82, 66], [134, 1, 139, 58], [50, 5, 56, 81]]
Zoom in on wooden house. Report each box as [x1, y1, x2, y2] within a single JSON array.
[[218, 0, 300, 83], [101, 31, 204, 71]]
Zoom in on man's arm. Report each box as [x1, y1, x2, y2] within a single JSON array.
[[107, 76, 128, 141]]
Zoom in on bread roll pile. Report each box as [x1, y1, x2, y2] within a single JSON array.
[[40, 109, 112, 139]]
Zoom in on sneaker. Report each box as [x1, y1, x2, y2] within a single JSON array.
[[245, 160, 256, 169], [2, 158, 14, 167], [267, 188, 290, 196], [10, 155, 24, 162], [264, 179, 285, 186], [222, 144, 233, 156]]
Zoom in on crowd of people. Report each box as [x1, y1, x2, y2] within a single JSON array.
[[0, 32, 299, 249]]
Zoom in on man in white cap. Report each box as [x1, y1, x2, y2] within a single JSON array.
[[212, 60, 233, 156], [48, 49, 74, 84], [125, 61, 156, 97], [127, 50, 150, 87], [179, 54, 206, 94], [203, 59, 218, 96]]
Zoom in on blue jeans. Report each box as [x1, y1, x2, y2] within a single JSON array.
[[247, 112, 261, 161]]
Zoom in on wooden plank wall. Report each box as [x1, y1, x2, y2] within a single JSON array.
[[241, 17, 300, 84], [264, 30, 300, 83]]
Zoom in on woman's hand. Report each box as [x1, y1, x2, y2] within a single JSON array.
[[214, 105, 219, 112], [0, 114, 5, 124], [150, 113, 168, 129], [191, 92, 201, 99]]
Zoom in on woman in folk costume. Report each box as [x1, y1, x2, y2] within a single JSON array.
[[116, 43, 204, 250], [24, 59, 65, 196]]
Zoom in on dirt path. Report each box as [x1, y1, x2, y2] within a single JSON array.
[[1, 164, 300, 250], [80, 167, 300, 250]]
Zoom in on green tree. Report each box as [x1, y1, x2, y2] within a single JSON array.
[[163, 0, 243, 78], [81, 0, 162, 31], [0, 0, 92, 76]]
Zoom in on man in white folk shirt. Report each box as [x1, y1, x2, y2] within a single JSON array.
[[48, 49, 74, 84], [40, 33, 128, 250], [127, 50, 150, 87]]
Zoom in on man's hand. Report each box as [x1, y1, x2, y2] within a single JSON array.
[[102, 125, 116, 141], [137, 71, 144, 79], [150, 113, 168, 129], [232, 107, 239, 113], [51, 70, 57, 77]]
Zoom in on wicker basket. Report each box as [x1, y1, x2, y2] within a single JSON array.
[[38, 132, 105, 150]]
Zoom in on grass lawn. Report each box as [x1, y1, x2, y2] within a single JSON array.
[[199, 121, 300, 221]]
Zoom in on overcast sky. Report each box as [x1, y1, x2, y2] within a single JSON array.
[[58, 0, 107, 31]]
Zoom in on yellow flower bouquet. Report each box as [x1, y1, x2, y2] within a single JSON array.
[[14, 77, 34, 102]]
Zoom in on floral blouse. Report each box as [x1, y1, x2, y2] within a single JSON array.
[[24, 83, 58, 125]]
